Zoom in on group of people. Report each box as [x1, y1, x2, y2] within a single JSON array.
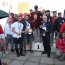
[[0, 5, 65, 65]]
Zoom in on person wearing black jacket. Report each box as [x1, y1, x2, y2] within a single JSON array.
[[45, 10, 52, 23], [41, 15, 52, 57], [53, 12, 65, 41], [53, 12, 65, 32]]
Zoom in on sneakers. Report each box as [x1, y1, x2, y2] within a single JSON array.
[[5, 51, 9, 54], [42, 51, 46, 54], [17, 54, 20, 57], [20, 54, 26, 56], [59, 54, 65, 61], [11, 49, 14, 52]]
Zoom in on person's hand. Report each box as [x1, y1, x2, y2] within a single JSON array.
[[17, 33, 21, 36], [25, 29, 28, 33], [45, 30, 48, 32]]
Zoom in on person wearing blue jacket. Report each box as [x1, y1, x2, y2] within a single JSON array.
[[41, 15, 52, 57]]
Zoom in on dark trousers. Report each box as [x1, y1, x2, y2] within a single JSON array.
[[13, 37, 23, 55], [42, 36, 51, 55], [0, 59, 2, 65]]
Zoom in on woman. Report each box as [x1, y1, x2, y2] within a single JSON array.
[[56, 30, 65, 61]]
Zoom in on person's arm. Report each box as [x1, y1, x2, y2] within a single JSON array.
[[45, 22, 52, 33], [12, 27, 21, 35], [60, 22, 65, 33]]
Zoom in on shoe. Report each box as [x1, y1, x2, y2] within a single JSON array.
[[47, 54, 50, 57], [20, 54, 26, 56], [55, 55, 61, 59], [59, 55, 65, 61], [24, 51, 27, 53], [17, 54, 20, 57], [42, 51, 46, 54], [47, 53, 50, 57], [11, 49, 14, 52], [5, 51, 9, 54]]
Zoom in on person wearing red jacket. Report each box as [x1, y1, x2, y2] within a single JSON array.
[[60, 22, 65, 33], [0, 24, 4, 34], [0, 24, 8, 54], [56, 30, 65, 61], [30, 5, 42, 29], [0, 24, 4, 45], [30, 5, 42, 42]]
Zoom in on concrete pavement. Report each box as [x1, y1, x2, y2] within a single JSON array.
[[1, 51, 65, 65]]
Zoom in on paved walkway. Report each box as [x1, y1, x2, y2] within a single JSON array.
[[1, 51, 65, 65]]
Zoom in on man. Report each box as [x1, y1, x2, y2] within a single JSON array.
[[53, 12, 65, 41], [4, 15, 14, 52], [41, 15, 52, 57], [30, 5, 42, 42], [30, 5, 42, 29], [53, 12, 65, 33], [41, 9, 46, 16], [45, 10, 52, 23], [11, 14, 26, 57], [51, 11, 57, 44]]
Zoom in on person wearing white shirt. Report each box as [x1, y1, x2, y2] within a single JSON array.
[[12, 14, 26, 57], [4, 17, 14, 52]]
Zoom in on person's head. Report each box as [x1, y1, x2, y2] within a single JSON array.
[[62, 30, 65, 38], [10, 13, 14, 17], [59, 30, 65, 39], [41, 9, 45, 15], [45, 10, 50, 16], [34, 5, 38, 12], [18, 13, 23, 22], [58, 12, 62, 17], [30, 9, 33, 13], [14, 14, 18, 19], [9, 13, 14, 23], [53, 11, 57, 17], [9, 15, 14, 23], [25, 15, 30, 21], [42, 15, 47, 23]]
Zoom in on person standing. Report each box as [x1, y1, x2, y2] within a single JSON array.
[[4, 15, 14, 52], [30, 5, 42, 42], [11, 14, 26, 57], [25, 15, 33, 53], [41, 15, 52, 57]]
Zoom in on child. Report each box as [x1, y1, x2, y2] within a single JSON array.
[[56, 30, 65, 61]]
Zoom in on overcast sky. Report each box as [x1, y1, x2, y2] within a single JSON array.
[[0, 0, 65, 28], [0, 0, 65, 13]]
